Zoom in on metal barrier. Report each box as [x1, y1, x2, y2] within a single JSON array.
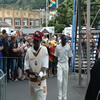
[[0, 69, 6, 100]]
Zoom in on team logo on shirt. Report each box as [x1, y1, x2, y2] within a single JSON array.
[[30, 58, 35, 61], [58, 49, 62, 50]]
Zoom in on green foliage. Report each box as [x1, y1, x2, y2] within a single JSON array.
[[48, 17, 56, 26], [81, 0, 100, 28], [48, 0, 73, 33], [55, 24, 66, 33], [42, 23, 46, 27], [0, 0, 64, 10]]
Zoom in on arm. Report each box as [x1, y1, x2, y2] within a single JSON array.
[[12, 48, 20, 52], [0, 40, 3, 50], [68, 46, 73, 67], [69, 57, 71, 67], [54, 46, 58, 66], [39, 48, 49, 77], [37, 48, 49, 85], [0, 46, 3, 50], [54, 56, 58, 66]]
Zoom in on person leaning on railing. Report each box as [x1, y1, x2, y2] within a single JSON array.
[[9, 36, 20, 81], [0, 29, 9, 74]]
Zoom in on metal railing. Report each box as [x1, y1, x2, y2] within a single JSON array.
[[0, 69, 6, 100]]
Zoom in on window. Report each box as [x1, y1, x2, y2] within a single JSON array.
[[35, 20, 40, 27], [23, 19, 27, 26], [5, 19, 12, 26], [15, 19, 20, 26], [30, 19, 34, 26]]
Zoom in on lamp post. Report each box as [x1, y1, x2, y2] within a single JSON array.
[[46, 0, 48, 27], [40, 8, 41, 27], [42, 9, 45, 24]]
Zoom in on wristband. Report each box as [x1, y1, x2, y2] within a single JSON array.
[[39, 71, 43, 78]]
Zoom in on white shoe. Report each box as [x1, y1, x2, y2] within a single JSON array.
[[15, 79, 18, 81]]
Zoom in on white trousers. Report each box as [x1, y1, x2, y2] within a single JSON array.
[[57, 62, 69, 100], [30, 86, 47, 100]]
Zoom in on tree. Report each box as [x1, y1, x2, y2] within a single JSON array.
[[48, 0, 73, 33], [48, 17, 56, 26], [56, 0, 73, 26], [81, 0, 100, 28], [42, 23, 46, 27], [55, 24, 66, 33]]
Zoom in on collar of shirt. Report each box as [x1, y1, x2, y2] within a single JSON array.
[[60, 43, 67, 48], [31, 44, 41, 53]]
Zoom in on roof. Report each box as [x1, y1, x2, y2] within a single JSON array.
[[0, 21, 11, 27], [20, 28, 43, 35], [42, 29, 49, 34], [41, 27, 55, 34]]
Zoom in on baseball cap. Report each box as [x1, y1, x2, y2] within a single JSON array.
[[33, 31, 42, 41]]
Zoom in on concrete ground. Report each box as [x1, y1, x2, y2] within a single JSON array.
[[6, 72, 87, 100]]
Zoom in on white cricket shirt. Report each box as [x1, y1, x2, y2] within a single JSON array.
[[54, 43, 72, 63], [24, 45, 49, 87]]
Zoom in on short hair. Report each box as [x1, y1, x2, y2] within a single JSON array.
[[11, 36, 16, 41], [61, 34, 66, 40], [2, 29, 6, 34]]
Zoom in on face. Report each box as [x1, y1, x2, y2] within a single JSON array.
[[27, 39, 31, 43], [12, 38, 16, 43], [61, 36, 66, 46], [20, 32, 23, 37], [16, 33, 19, 37], [33, 39, 41, 50]]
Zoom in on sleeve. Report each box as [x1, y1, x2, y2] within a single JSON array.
[[68, 46, 73, 57], [42, 48, 49, 68], [54, 46, 59, 57], [0, 40, 3, 46], [24, 50, 30, 71]]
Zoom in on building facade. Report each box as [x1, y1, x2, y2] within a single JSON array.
[[0, 8, 42, 29]]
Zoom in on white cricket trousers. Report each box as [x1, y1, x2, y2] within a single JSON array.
[[57, 62, 69, 100], [30, 86, 47, 100]]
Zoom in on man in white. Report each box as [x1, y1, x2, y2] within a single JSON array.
[[54, 35, 72, 100], [24, 31, 49, 100]]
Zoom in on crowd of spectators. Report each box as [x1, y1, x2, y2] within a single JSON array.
[[0, 29, 72, 82]]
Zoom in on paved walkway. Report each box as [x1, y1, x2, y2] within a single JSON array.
[[7, 72, 87, 100]]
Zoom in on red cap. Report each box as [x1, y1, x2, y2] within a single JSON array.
[[33, 31, 42, 41]]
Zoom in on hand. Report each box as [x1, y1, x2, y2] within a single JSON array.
[[17, 48, 20, 51], [37, 76, 41, 85], [34, 72, 41, 85], [34, 72, 39, 77]]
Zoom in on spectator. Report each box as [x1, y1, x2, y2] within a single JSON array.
[[42, 34, 48, 43], [24, 37, 32, 52], [16, 30, 20, 43], [18, 38, 25, 80], [0, 29, 9, 73], [0, 40, 3, 71], [20, 32, 26, 43], [66, 33, 72, 42], [9, 36, 20, 81], [5, 34, 11, 82]]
